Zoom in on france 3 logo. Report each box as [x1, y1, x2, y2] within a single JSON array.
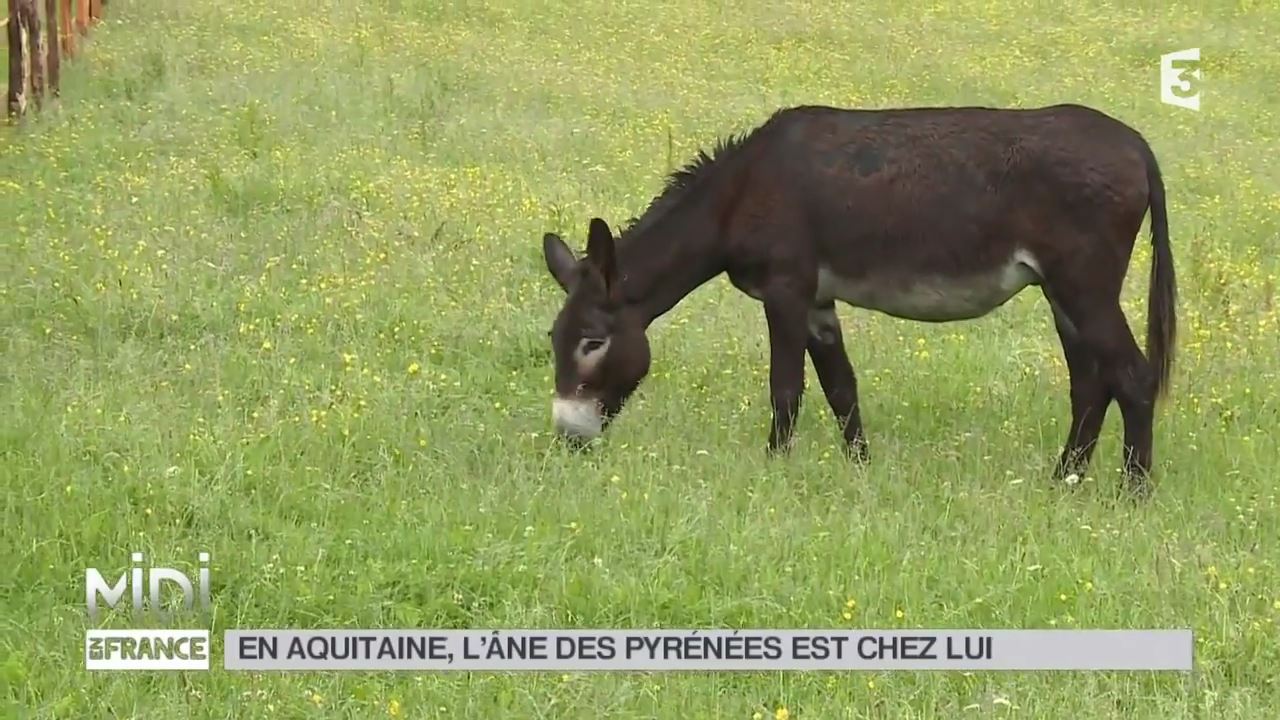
[[1160, 48, 1202, 112]]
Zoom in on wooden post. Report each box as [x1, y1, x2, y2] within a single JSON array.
[[9, 0, 43, 117], [6, 0, 24, 117], [74, 0, 85, 36], [25, 0, 43, 110], [44, 0, 57, 95], [87, 0, 97, 23], [7, 0, 43, 117], [58, 0, 72, 56]]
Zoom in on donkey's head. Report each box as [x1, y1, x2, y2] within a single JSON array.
[[542, 218, 651, 443]]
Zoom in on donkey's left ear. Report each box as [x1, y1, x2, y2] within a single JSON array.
[[543, 232, 578, 293], [585, 218, 619, 300]]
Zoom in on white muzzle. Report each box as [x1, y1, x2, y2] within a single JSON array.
[[552, 397, 604, 440]]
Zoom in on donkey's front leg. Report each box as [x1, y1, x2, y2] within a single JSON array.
[[763, 291, 811, 454], [806, 302, 869, 462]]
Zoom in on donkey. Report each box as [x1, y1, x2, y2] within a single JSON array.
[[540, 103, 1176, 493]]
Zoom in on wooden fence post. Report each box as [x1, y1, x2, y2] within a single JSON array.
[[7, 0, 24, 117], [6, 0, 44, 117], [75, 0, 85, 36], [88, 0, 97, 23], [44, 0, 58, 95], [58, 0, 72, 56], [26, 0, 43, 110]]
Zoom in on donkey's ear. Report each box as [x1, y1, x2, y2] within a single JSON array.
[[543, 232, 577, 293], [585, 218, 619, 300]]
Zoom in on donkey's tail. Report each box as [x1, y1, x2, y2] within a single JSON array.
[[1142, 141, 1177, 400]]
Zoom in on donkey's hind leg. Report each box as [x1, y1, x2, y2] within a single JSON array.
[[805, 302, 869, 462], [1051, 294, 1158, 495], [1045, 292, 1112, 482]]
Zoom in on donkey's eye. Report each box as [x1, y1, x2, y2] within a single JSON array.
[[581, 338, 607, 354]]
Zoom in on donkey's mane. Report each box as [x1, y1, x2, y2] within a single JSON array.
[[620, 131, 752, 238]]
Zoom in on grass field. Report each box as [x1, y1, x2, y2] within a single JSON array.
[[4, 0, 1280, 717]]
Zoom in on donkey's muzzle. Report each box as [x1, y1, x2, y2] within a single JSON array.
[[552, 396, 604, 443]]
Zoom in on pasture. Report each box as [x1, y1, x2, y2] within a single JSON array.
[[3, 0, 1279, 717]]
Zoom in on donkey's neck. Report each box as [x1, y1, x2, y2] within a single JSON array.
[[616, 202, 726, 327]]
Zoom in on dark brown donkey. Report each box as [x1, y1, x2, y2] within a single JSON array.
[[540, 103, 1176, 493]]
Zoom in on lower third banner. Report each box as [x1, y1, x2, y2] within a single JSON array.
[[222, 629, 1192, 671]]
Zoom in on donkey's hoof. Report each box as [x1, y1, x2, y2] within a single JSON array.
[[1123, 474, 1154, 500], [845, 437, 870, 464]]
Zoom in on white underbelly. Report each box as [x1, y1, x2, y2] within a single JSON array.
[[817, 251, 1043, 322]]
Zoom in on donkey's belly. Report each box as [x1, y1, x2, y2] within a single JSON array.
[[816, 251, 1043, 322]]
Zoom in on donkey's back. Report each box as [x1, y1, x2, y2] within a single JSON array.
[[750, 104, 1157, 285]]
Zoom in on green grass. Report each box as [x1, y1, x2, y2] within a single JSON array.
[[4, 0, 1279, 717]]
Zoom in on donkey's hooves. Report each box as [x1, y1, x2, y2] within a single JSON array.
[[1123, 475, 1154, 501], [844, 442, 870, 465]]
